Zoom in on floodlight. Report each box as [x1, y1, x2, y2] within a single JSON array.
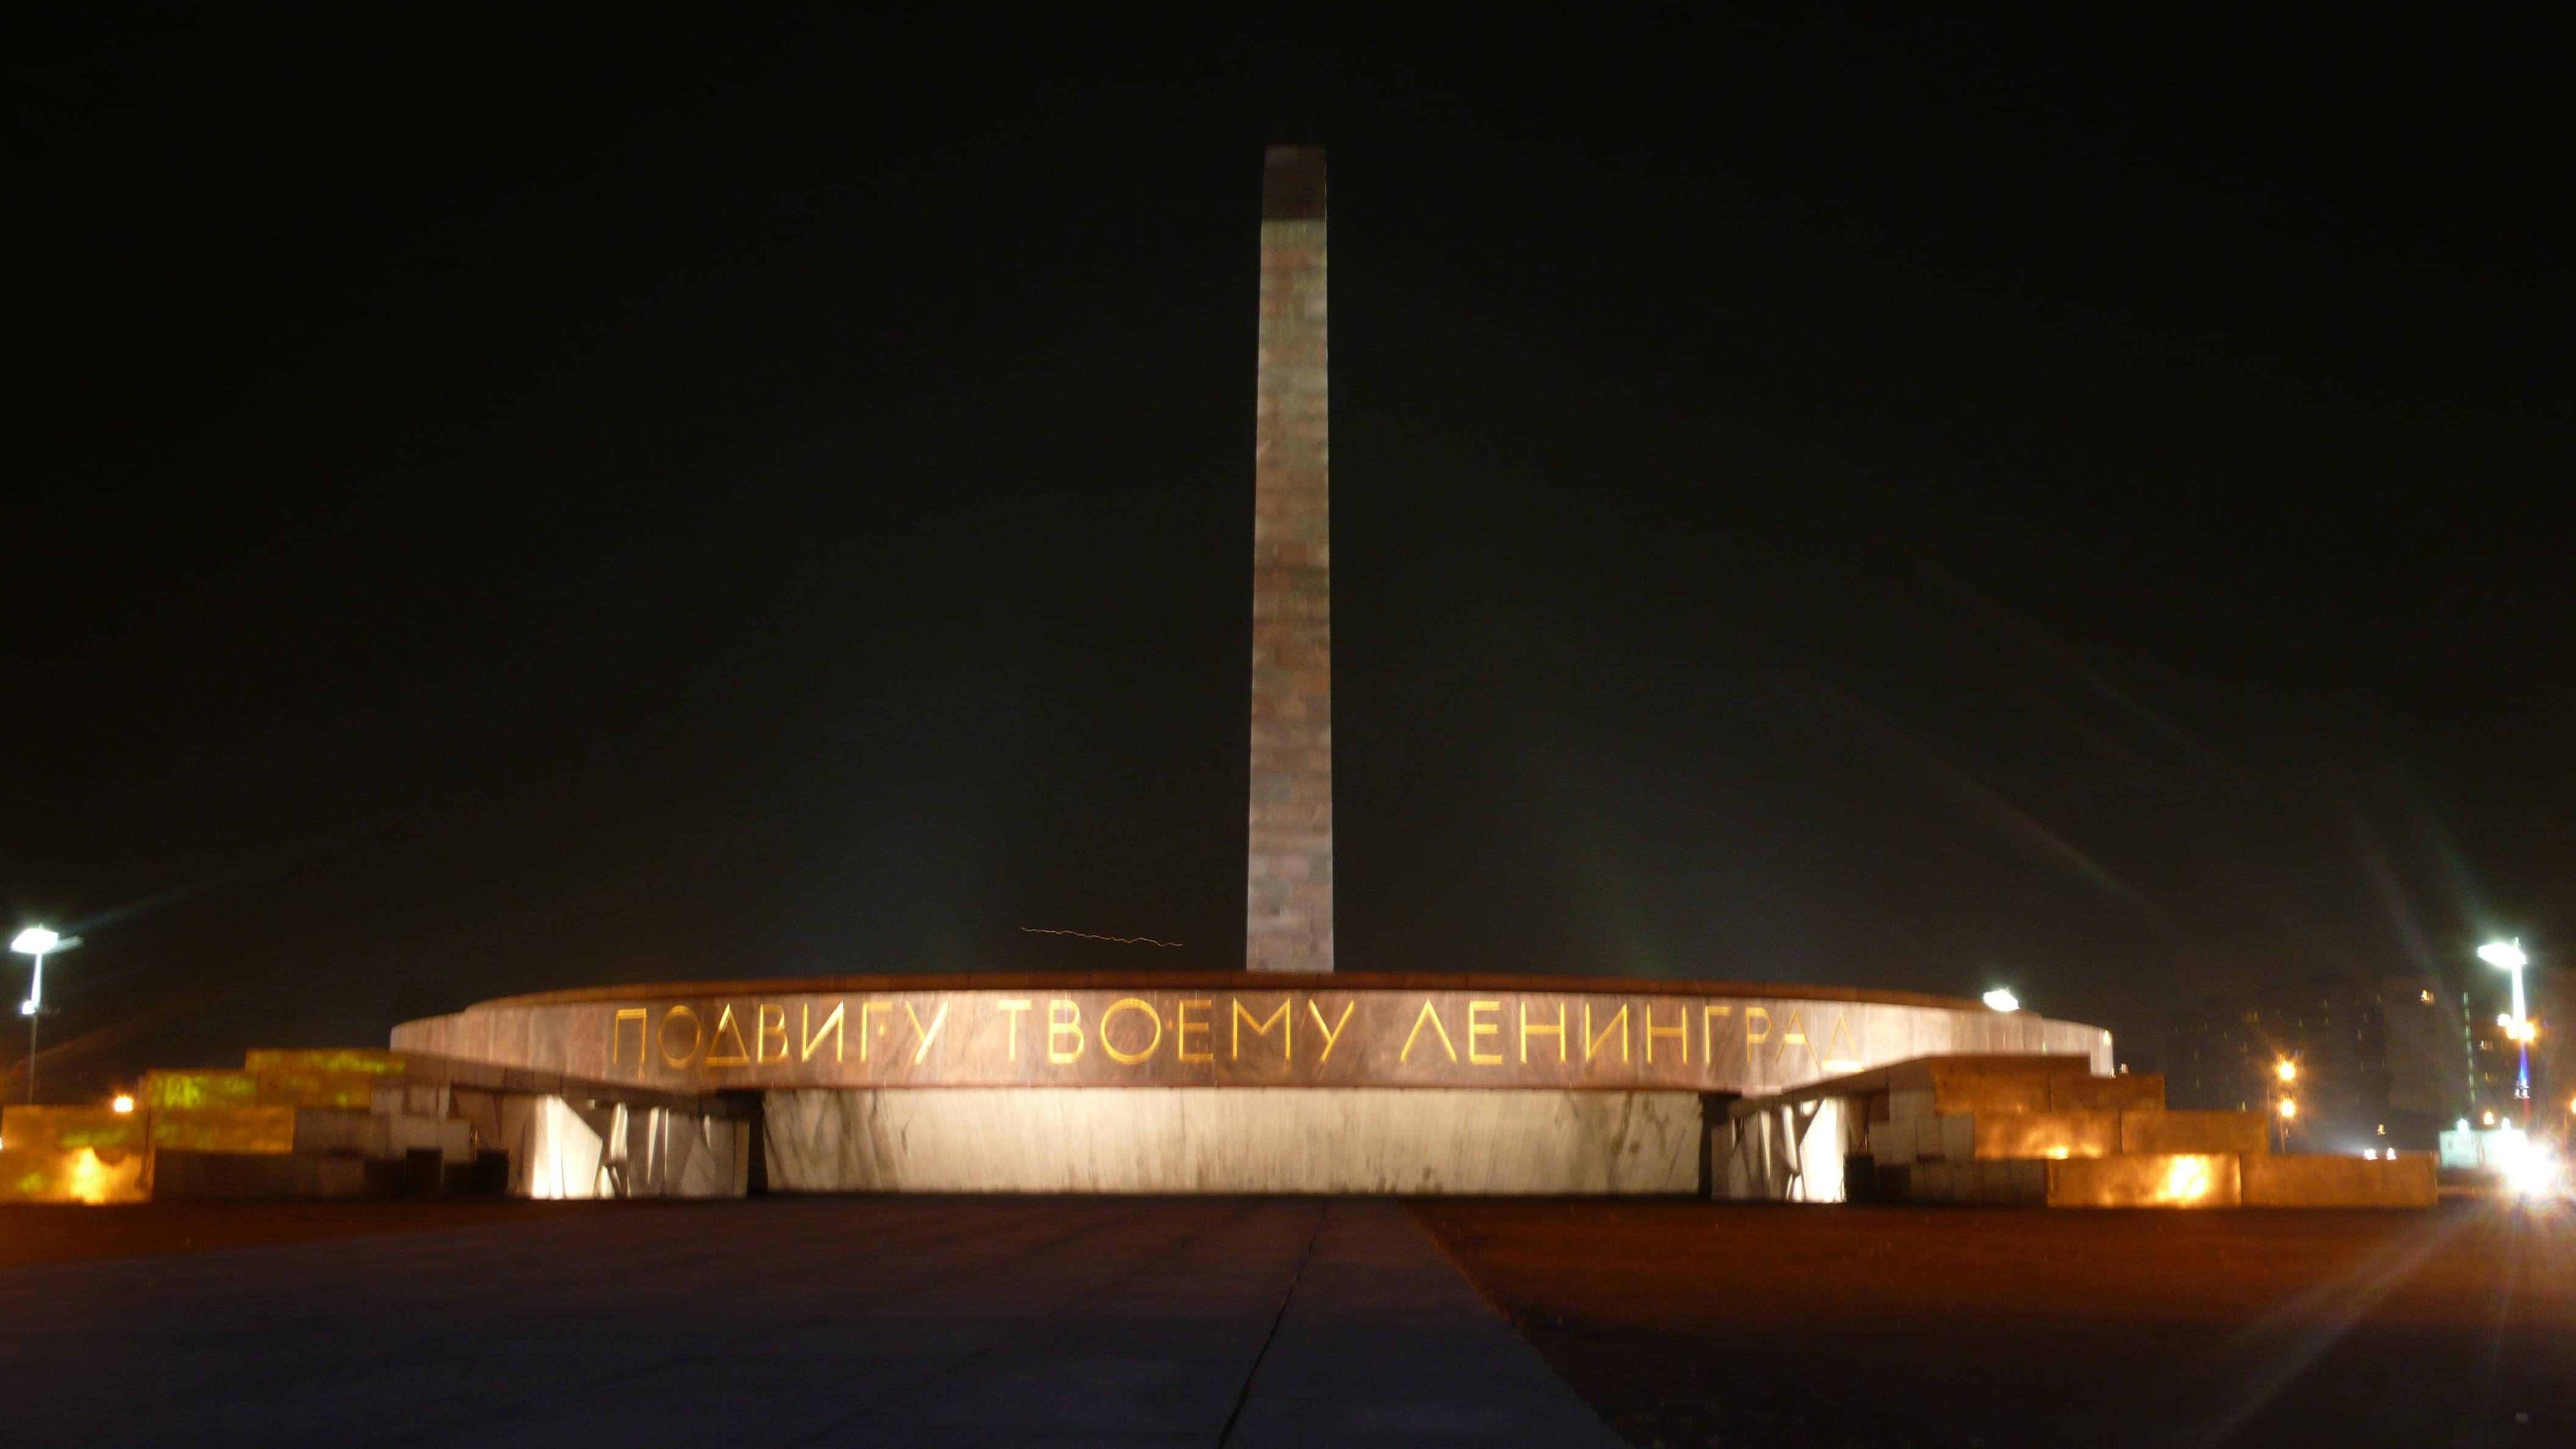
[[1982, 989, 2019, 1013], [2480, 940, 2529, 971], [10, 923, 80, 1105]]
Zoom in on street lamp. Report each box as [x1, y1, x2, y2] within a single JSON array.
[[2480, 939, 2531, 1122], [2272, 1062, 2299, 1151], [1982, 989, 2020, 1012], [10, 926, 82, 1105]]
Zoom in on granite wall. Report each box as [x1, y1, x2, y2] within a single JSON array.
[[760, 1087, 1702, 1194]]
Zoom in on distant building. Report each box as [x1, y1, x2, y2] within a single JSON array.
[[2166, 974, 2461, 1151]]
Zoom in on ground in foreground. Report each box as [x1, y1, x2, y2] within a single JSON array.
[[1417, 1195, 2572, 1448]]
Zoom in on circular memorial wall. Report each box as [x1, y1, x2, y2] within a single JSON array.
[[393, 972, 2112, 1094]]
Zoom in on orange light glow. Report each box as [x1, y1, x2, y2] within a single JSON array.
[[2275, 1059, 2297, 1083], [2277, 1098, 2298, 1120], [110, 1094, 134, 1114]]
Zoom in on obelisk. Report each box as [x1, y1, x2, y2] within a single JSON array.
[[1245, 146, 1333, 973]]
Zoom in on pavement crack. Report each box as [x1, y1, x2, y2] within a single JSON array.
[[1215, 1200, 1328, 1448]]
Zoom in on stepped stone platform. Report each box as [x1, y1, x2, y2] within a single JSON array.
[[1, 1047, 750, 1205], [18, 979, 2119, 1202], [1722, 1054, 2436, 1208]]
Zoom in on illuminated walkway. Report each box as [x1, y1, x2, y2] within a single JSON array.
[[0, 1197, 1622, 1447]]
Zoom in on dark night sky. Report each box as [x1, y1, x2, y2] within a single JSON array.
[[5, 13, 2571, 1090]]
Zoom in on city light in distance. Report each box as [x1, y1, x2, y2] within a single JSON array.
[[1981, 989, 2019, 1012], [2277, 1098, 2298, 1119], [111, 1094, 134, 1114], [2275, 1059, 2297, 1083]]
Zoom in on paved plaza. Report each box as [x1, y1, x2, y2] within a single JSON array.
[[0, 1197, 1620, 1447]]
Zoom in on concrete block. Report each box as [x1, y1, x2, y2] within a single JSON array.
[[1928, 1065, 2056, 1114], [1972, 1109, 2120, 1161], [2, 1105, 149, 1156], [141, 1068, 261, 1111], [255, 1068, 377, 1109], [151, 1150, 371, 1200], [2240, 1152, 2436, 1208], [0, 1145, 152, 1203], [2120, 1110, 2270, 1156], [149, 1106, 295, 1154], [1888, 1088, 1938, 1121], [1932, 1112, 1975, 1162], [385, 1114, 474, 1165], [244, 1048, 406, 1077], [1908, 1161, 1958, 1202], [1965, 1159, 2048, 1204], [292, 1109, 384, 1156], [2052, 1073, 2166, 1112], [2045, 1153, 2241, 1208]]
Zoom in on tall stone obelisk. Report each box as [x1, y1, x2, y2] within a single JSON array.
[[1246, 146, 1333, 973]]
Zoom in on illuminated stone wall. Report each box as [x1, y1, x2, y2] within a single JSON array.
[[760, 1087, 1701, 1194], [391, 975, 2111, 1095]]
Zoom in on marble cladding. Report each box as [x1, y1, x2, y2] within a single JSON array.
[[760, 1087, 1701, 1195]]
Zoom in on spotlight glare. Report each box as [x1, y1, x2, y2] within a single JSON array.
[[2480, 940, 2530, 971]]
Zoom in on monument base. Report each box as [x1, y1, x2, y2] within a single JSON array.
[[761, 1087, 1704, 1195]]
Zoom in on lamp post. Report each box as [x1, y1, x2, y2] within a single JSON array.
[[9, 926, 80, 1105], [2274, 1059, 2298, 1152], [2480, 940, 2531, 1125]]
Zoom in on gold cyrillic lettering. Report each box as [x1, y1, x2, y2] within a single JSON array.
[[997, 998, 1034, 1061], [1744, 1006, 1772, 1067], [1467, 1000, 1503, 1064], [756, 1004, 789, 1064], [706, 1004, 752, 1066], [1644, 1003, 1686, 1064], [905, 1001, 950, 1064], [1309, 999, 1354, 1063], [1100, 998, 1162, 1065], [860, 1001, 891, 1061], [1521, 1000, 1566, 1064], [1048, 999, 1085, 1064], [613, 1007, 648, 1071], [659, 1005, 703, 1067], [1817, 1010, 1861, 1072], [1401, 999, 1458, 1064], [1176, 999, 1215, 1063], [1233, 998, 1292, 1060], [1776, 1009, 1809, 1068], [800, 1001, 846, 1063], [1703, 1003, 1733, 1064], [1584, 1001, 1629, 1063]]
